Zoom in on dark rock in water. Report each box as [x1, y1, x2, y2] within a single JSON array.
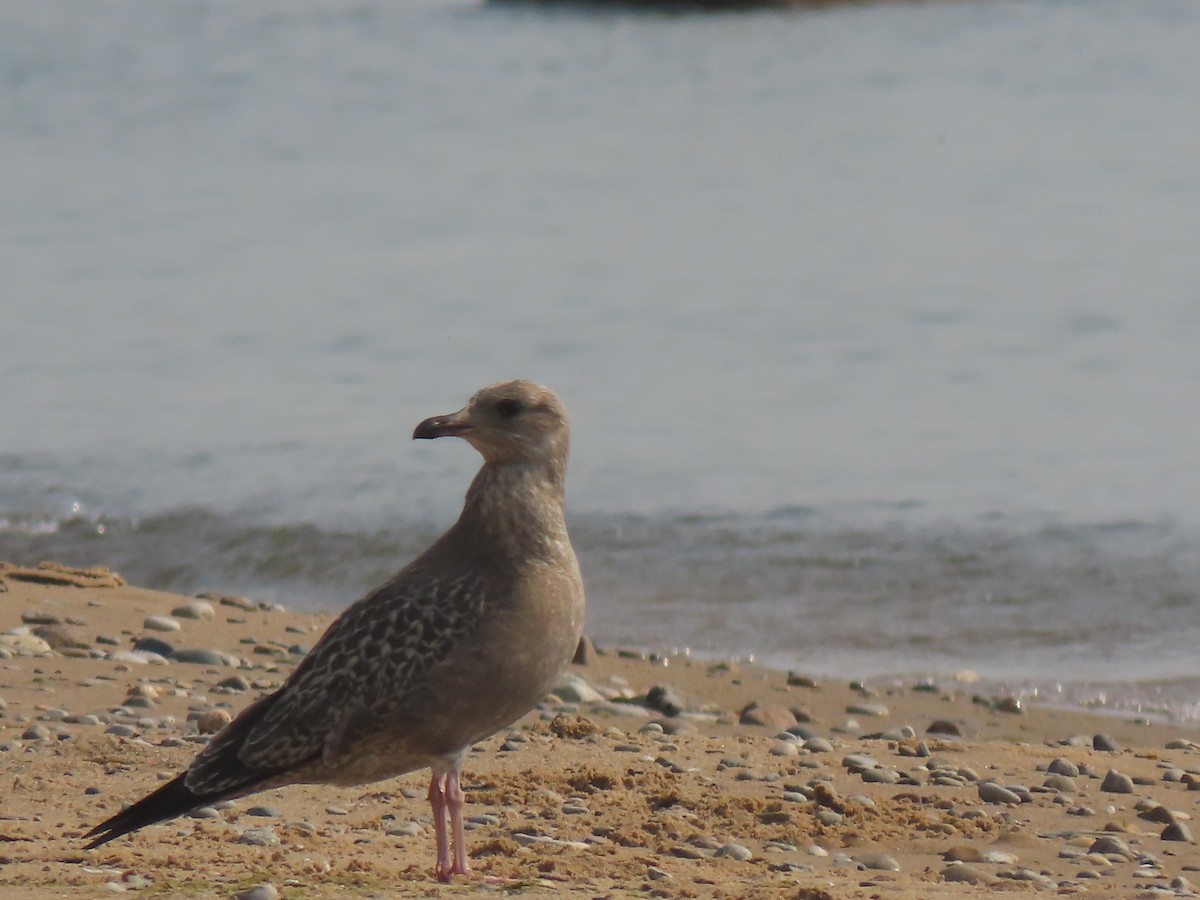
[[646, 685, 687, 717], [132, 636, 175, 658]]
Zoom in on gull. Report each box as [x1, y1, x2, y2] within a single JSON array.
[[84, 380, 586, 881]]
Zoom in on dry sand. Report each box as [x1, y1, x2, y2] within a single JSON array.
[[1, 561, 1198, 898]]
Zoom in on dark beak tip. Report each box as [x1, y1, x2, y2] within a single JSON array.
[[413, 414, 470, 440]]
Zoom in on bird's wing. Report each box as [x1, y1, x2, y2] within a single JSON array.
[[184, 565, 492, 795]]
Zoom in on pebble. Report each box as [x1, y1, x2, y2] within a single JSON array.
[[769, 740, 799, 757], [926, 719, 963, 736], [1093, 733, 1121, 751], [246, 805, 281, 817], [645, 684, 688, 716], [715, 843, 753, 861], [1043, 774, 1078, 793], [1161, 822, 1194, 843], [216, 674, 252, 692], [549, 672, 604, 704], [171, 601, 215, 620], [143, 616, 181, 633], [738, 702, 796, 730], [942, 862, 997, 885], [1047, 758, 1081, 777], [854, 851, 900, 871], [22, 723, 52, 741], [1088, 835, 1133, 859], [803, 737, 834, 753], [234, 885, 279, 900], [197, 709, 232, 734], [21, 610, 62, 625], [0, 634, 53, 655], [386, 821, 423, 837], [1100, 769, 1135, 794], [978, 782, 1023, 805], [104, 724, 138, 737], [846, 702, 889, 717], [237, 827, 280, 846], [174, 648, 228, 666]]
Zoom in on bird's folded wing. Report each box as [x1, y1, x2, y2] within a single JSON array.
[[184, 567, 490, 795]]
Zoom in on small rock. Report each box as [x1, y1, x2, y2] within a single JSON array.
[[196, 709, 232, 734], [854, 851, 900, 871], [174, 648, 227, 666], [645, 685, 688, 717], [1161, 822, 1194, 843], [237, 827, 280, 847], [942, 862, 996, 885], [738, 702, 796, 730], [1100, 770, 1134, 794], [22, 723, 52, 741], [216, 675, 252, 692], [234, 885, 279, 900], [647, 865, 673, 881], [1047, 757, 1080, 777], [846, 702, 889, 717], [715, 843, 752, 861], [1043, 774, 1078, 793], [572, 634, 595, 665], [143, 616, 181, 633], [927, 720, 963, 736], [246, 806, 281, 818], [1088, 835, 1133, 859], [132, 637, 176, 658], [978, 782, 1023, 805], [0, 634, 53, 656], [551, 672, 604, 705], [171, 601, 215, 621], [104, 724, 138, 737], [1093, 734, 1120, 751]]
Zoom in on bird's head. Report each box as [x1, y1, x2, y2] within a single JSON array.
[[413, 380, 570, 469]]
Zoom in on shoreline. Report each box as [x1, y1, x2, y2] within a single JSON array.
[[1, 562, 1198, 898]]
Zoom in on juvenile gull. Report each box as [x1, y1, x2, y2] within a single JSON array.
[[84, 380, 586, 881]]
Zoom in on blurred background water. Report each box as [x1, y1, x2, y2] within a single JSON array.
[[3, 0, 1199, 720]]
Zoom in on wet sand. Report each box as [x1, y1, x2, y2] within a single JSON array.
[[1, 562, 1197, 898]]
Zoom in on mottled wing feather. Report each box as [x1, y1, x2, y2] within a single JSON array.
[[185, 565, 491, 794]]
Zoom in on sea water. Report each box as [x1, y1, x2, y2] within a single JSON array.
[[3, 0, 1199, 720]]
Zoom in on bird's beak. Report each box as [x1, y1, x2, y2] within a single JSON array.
[[413, 409, 472, 440]]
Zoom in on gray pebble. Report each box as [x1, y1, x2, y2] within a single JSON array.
[[246, 805, 281, 818], [326, 804, 349, 815], [104, 724, 138, 737], [237, 827, 280, 846], [143, 616, 181, 633], [1047, 757, 1080, 777], [550, 672, 604, 704], [1100, 769, 1134, 793], [1161, 822, 1194, 843], [216, 675, 252, 692], [645, 684, 688, 716], [188, 807, 221, 819], [942, 862, 996, 885], [386, 821, 423, 837], [173, 648, 227, 666], [846, 702, 889, 718], [132, 637, 175, 658], [1043, 774, 1077, 793], [1088, 835, 1133, 859], [816, 809, 843, 826], [803, 737, 833, 753], [978, 782, 1023, 805], [854, 851, 900, 871], [234, 885, 279, 900], [22, 723, 52, 741], [171, 601, 215, 621], [860, 768, 901, 784], [1093, 733, 1120, 751], [715, 843, 753, 861], [21, 610, 62, 625]]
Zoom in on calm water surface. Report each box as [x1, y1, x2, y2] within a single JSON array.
[[3, 0, 1199, 720]]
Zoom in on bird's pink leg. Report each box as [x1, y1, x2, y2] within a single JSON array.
[[445, 768, 472, 879], [428, 772, 452, 881]]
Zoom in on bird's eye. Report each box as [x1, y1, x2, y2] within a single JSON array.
[[495, 398, 524, 418]]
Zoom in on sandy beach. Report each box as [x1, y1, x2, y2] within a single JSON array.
[[1, 561, 1197, 898]]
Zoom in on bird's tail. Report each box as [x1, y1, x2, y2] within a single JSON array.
[[83, 772, 211, 849]]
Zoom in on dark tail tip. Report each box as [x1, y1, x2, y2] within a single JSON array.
[[84, 772, 203, 849]]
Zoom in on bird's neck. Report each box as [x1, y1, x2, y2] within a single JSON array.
[[457, 461, 570, 564]]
